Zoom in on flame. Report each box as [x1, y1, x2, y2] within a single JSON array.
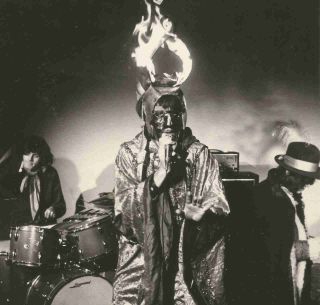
[[132, 0, 192, 87]]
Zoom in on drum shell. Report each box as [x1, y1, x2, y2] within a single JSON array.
[[26, 267, 113, 305], [62, 218, 118, 262], [10, 226, 60, 267]]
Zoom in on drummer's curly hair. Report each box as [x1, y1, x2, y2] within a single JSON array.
[[21, 135, 53, 166]]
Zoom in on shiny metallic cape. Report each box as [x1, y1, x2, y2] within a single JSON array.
[[113, 129, 229, 305]]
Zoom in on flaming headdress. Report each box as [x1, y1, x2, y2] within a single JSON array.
[[132, 0, 192, 104]]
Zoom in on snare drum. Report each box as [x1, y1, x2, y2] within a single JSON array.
[[26, 267, 113, 305], [10, 225, 60, 267]]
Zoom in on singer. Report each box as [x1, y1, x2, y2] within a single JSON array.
[[113, 85, 230, 305]]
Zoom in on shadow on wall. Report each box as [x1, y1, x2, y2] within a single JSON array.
[[75, 164, 115, 213], [54, 158, 81, 220]]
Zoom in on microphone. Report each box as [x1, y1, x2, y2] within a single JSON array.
[[161, 132, 176, 172], [164, 144, 173, 172]]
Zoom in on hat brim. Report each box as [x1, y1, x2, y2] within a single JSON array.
[[275, 155, 320, 179]]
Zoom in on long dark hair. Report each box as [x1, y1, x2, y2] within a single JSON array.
[[21, 135, 53, 166], [268, 166, 313, 226], [268, 166, 315, 190]]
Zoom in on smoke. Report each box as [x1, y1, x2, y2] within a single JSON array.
[[185, 85, 320, 172], [271, 120, 308, 146]]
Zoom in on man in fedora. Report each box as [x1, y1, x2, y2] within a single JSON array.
[[247, 142, 320, 305]]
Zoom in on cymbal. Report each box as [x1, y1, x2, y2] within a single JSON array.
[[88, 192, 114, 206]]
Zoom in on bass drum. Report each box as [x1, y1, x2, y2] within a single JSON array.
[[26, 268, 113, 305]]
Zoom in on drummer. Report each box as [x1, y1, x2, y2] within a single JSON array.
[[8, 135, 66, 226]]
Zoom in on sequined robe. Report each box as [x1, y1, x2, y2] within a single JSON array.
[[113, 129, 229, 305]]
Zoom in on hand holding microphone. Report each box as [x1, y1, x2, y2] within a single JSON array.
[[164, 143, 174, 172], [159, 133, 176, 173], [154, 133, 177, 188]]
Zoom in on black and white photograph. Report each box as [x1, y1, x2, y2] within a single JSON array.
[[0, 0, 319, 304]]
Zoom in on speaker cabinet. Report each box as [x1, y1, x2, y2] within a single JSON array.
[[222, 172, 259, 305], [222, 171, 258, 217]]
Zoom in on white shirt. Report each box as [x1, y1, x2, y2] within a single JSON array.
[[281, 186, 307, 241], [281, 186, 307, 303]]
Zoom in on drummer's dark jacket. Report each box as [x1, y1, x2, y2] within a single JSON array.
[[4, 165, 66, 227]]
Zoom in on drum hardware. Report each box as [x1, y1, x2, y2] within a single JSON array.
[[14, 228, 20, 240], [0, 250, 9, 262], [11, 249, 17, 259], [8, 227, 20, 240], [69, 280, 91, 288], [58, 237, 75, 268], [78, 249, 84, 258]]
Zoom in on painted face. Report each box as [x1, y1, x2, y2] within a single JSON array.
[[151, 105, 183, 140], [22, 152, 40, 172]]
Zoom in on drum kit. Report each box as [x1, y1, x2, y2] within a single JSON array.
[[0, 207, 118, 305]]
